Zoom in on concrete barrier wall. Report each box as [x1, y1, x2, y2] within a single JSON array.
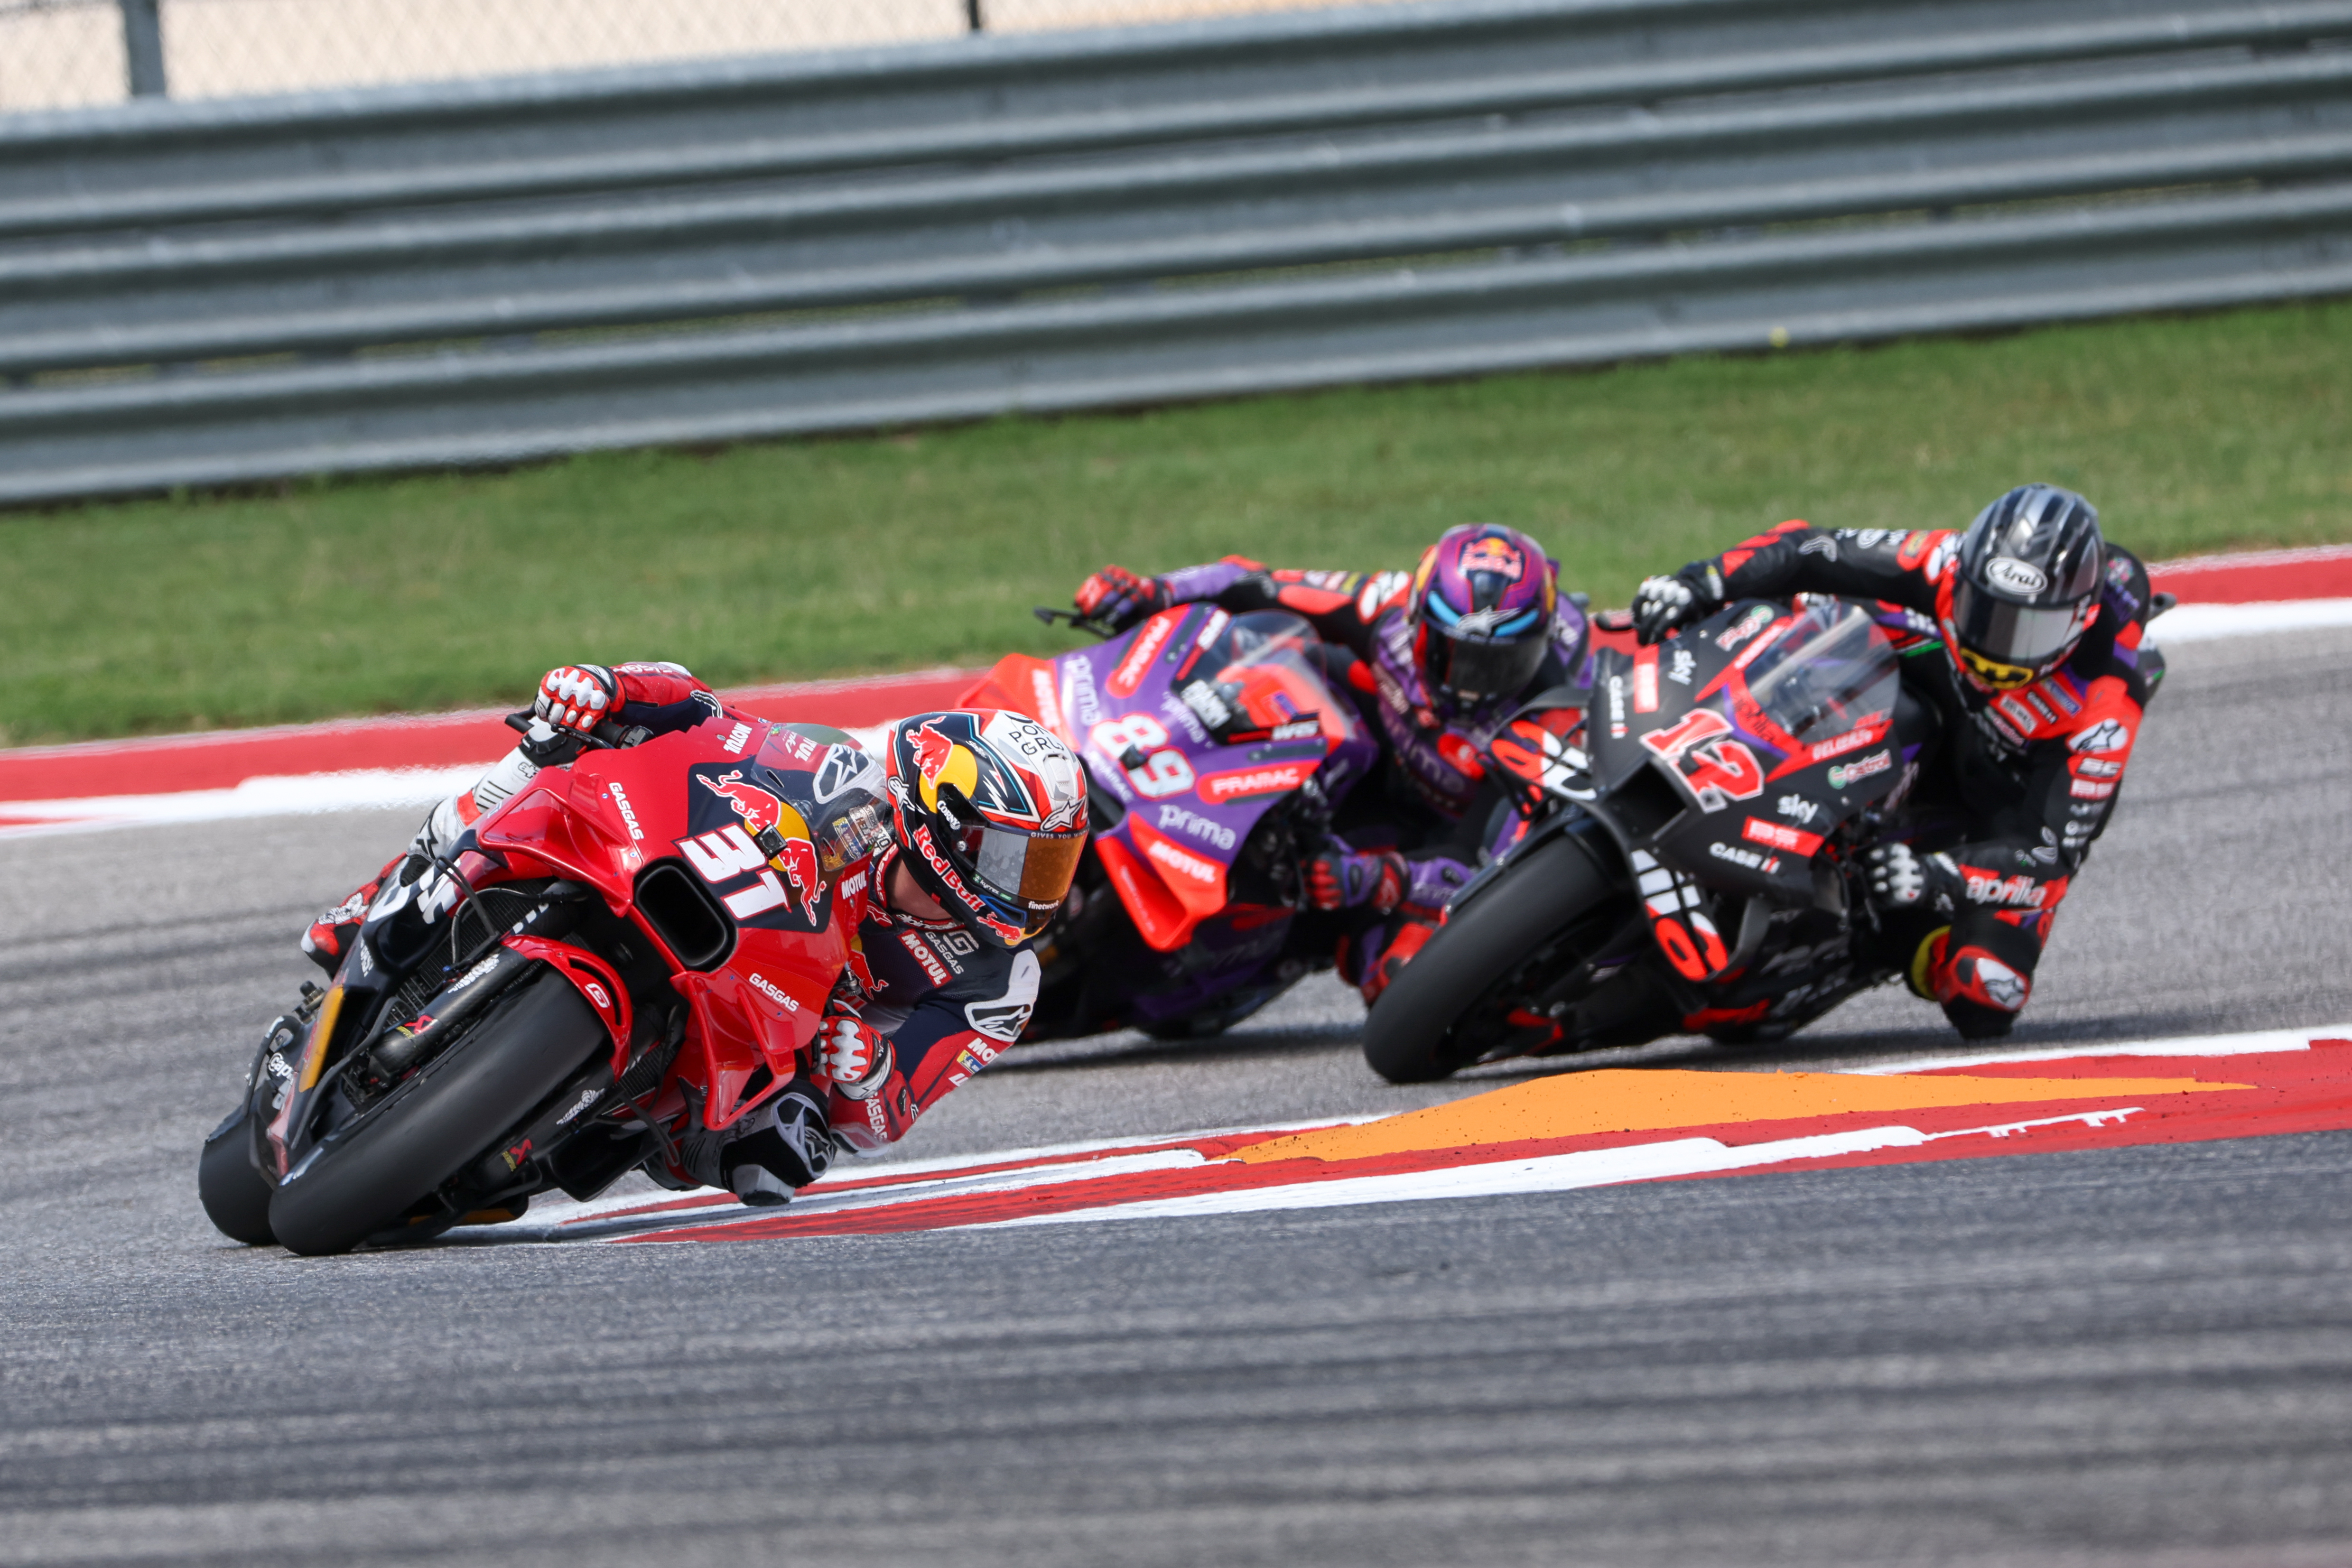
[[3, 0, 2348, 505]]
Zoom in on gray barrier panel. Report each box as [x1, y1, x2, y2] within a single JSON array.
[[2, 0, 2348, 505]]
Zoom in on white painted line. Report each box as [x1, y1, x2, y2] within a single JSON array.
[[459, 1112, 1391, 1240], [974, 1103, 2157, 1230], [2153, 543, 2352, 573], [0, 765, 481, 837], [0, 727, 898, 838], [2148, 599, 2352, 643], [1853, 1022, 2346, 1076], [541, 1147, 1214, 1240]]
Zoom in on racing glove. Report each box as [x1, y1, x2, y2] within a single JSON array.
[[534, 664, 620, 733], [1863, 842, 1961, 917], [1631, 564, 1726, 645], [1074, 565, 1170, 632], [1306, 843, 1408, 914], [815, 1010, 894, 1100]]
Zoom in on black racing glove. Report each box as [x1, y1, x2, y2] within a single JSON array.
[[1863, 843, 1961, 917], [1630, 563, 1726, 645], [1074, 565, 1170, 633]]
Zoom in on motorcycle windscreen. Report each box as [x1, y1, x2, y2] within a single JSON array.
[[1739, 601, 1900, 745], [1185, 610, 1360, 749]]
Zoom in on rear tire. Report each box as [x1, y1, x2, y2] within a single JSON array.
[[198, 1105, 277, 1245], [267, 970, 605, 1257], [1363, 835, 1623, 1084]]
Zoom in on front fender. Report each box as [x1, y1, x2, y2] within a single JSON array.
[[503, 935, 632, 1072], [1443, 807, 1623, 926]]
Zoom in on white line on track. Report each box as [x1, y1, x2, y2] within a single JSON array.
[[973, 1106, 2154, 1230], [2147, 599, 2352, 641], [1854, 1021, 2349, 1075]]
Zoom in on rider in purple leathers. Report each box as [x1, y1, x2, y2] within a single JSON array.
[[1074, 524, 1589, 1002]]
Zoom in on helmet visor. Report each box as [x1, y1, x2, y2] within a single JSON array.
[[1948, 579, 2090, 689], [953, 819, 1086, 932], [1423, 626, 1549, 704]]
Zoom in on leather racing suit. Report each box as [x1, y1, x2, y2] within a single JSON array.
[[1673, 522, 2163, 1037], [1138, 557, 1594, 998]]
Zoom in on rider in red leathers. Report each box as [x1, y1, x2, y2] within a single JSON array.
[[1630, 484, 2163, 1039], [1074, 525, 1593, 1002], [302, 663, 1087, 1205]]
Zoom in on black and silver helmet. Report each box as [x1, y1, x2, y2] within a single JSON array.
[[1938, 484, 2105, 691]]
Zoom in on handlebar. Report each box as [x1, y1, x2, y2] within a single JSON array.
[[1034, 605, 1119, 640], [503, 709, 642, 754]]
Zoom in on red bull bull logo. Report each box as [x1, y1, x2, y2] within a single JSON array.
[[912, 723, 957, 784], [701, 770, 783, 835], [768, 835, 821, 914], [1460, 537, 1525, 582], [699, 770, 822, 914]]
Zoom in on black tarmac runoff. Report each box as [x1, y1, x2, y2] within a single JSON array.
[[4, 627, 2350, 1568]]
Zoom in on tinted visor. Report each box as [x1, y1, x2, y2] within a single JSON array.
[[1423, 627, 1549, 704], [1948, 578, 2088, 689], [950, 819, 1086, 937]]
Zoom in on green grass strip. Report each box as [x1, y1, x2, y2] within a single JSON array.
[[6, 298, 2347, 746]]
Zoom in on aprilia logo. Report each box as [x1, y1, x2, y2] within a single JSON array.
[[1966, 873, 2048, 909]]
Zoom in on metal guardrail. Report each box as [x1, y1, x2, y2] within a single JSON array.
[[2, 0, 2349, 506]]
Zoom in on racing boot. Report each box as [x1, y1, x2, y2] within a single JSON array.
[[1338, 914, 1439, 1007], [301, 855, 402, 975], [301, 743, 554, 976], [1912, 928, 2034, 1041]]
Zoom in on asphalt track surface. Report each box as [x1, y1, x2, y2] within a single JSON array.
[[5, 628, 2352, 1566]]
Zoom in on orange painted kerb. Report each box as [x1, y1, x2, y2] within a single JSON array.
[[1233, 1068, 2242, 1165]]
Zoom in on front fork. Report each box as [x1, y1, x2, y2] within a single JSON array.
[[233, 982, 328, 1185]]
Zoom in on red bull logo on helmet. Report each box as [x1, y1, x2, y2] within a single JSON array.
[[909, 721, 981, 811], [1459, 536, 1526, 582]]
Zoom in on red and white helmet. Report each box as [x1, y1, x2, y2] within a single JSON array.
[[883, 709, 1088, 948]]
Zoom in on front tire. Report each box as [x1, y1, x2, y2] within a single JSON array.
[[267, 970, 605, 1256], [1363, 835, 1624, 1084]]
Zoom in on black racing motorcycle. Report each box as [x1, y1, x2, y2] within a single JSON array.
[[1363, 595, 1944, 1083]]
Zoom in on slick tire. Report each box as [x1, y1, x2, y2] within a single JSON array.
[[198, 1104, 277, 1245], [1363, 835, 1619, 1085], [267, 970, 604, 1257]]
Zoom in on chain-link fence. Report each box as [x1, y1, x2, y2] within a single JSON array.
[[0, 0, 1384, 112]]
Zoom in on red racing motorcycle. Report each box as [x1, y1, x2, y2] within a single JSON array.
[[198, 710, 889, 1254]]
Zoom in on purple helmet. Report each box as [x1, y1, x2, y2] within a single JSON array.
[[1408, 524, 1559, 706]]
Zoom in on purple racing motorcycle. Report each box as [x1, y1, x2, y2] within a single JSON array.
[[961, 605, 1378, 1040]]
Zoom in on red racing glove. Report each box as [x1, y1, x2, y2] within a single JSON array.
[[815, 1010, 893, 1100], [534, 665, 620, 733], [1306, 844, 1407, 914], [1074, 565, 1170, 632]]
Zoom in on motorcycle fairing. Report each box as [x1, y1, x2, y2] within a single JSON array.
[[1583, 597, 1910, 904], [1470, 598, 1930, 1012], [271, 711, 871, 1192], [973, 607, 1377, 954]]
